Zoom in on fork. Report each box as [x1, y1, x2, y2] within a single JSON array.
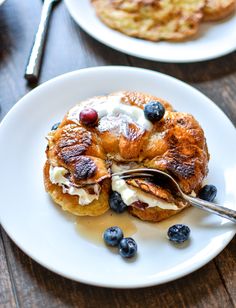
[[24, 0, 61, 83], [112, 168, 236, 223]]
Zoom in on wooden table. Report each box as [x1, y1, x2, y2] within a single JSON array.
[[0, 1, 235, 307]]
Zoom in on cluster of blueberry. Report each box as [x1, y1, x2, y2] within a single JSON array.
[[103, 226, 137, 258], [106, 184, 217, 258], [103, 223, 191, 259]]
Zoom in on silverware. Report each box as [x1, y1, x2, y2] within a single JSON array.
[[112, 168, 236, 223], [24, 0, 61, 83]]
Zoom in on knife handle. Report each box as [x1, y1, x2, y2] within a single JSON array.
[[24, 0, 54, 83]]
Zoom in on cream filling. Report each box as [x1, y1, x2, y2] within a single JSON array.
[[49, 166, 99, 206], [111, 162, 141, 173], [112, 175, 179, 210], [68, 95, 153, 132]]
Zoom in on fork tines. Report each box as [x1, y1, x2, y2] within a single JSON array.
[[118, 173, 154, 180]]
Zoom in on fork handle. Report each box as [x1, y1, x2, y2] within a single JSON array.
[[24, 0, 55, 83], [184, 195, 236, 223]]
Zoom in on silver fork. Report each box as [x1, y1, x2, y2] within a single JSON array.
[[24, 0, 61, 83], [112, 168, 236, 223]]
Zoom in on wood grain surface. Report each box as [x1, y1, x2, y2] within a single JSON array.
[[0, 1, 235, 307]]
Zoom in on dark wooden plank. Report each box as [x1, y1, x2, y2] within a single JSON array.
[[0, 0, 41, 120], [128, 53, 236, 125], [0, 0, 128, 120], [214, 237, 236, 307], [0, 0, 235, 307], [0, 228, 17, 308]]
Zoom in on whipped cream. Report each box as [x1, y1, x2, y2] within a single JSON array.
[[112, 175, 179, 210], [111, 162, 141, 173], [49, 166, 100, 205], [68, 95, 153, 134]]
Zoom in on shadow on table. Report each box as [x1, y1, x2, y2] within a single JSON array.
[[0, 4, 18, 63], [6, 232, 235, 308], [78, 28, 236, 84], [128, 52, 236, 84]]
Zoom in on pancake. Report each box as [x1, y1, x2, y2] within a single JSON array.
[[44, 161, 110, 216], [124, 177, 189, 222], [44, 91, 209, 221], [203, 0, 236, 21], [91, 0, 205, 41], [143, 111, 209, 194]]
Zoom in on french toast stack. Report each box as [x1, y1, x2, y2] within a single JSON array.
[[91, 0, 236, 41], [44, 91, 209, 222]]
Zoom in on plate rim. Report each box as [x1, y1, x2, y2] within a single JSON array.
[[0, 66, 235, 288], [64, 0, 236, 63]]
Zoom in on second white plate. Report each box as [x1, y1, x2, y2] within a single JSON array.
[[64, 0, 236, 63], [0, 0, 6, 6]]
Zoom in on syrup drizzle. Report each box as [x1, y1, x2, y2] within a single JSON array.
[[76, 210, 137, 246]]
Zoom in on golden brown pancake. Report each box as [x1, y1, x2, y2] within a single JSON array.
[[44, 91, 209, 221], [143, 111, 209, 194], [44, 161, 110, 216], [91, 0, 205, 41], [203, 0, 236, 21], [126, 178, 189, 222], [91, 0, 235, 42]]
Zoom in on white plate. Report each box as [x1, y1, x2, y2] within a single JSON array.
[[64, 0, 236, 63], [0, 66, 235, 288]]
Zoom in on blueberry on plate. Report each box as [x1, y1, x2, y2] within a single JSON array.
[[144, 101, 165, 122], [103, 226, 124, 247], [51, 122, 61, 131], [167, 224, 190, 244], [109, 191, 127, 213], [198, 185, 217, 202], [119, 237, 137, 258]]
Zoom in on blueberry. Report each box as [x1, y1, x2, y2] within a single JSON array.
[[51, 122, 61, 131], [119, 237, 137, 258], [109, 191, 127, 213], [103, 226, 124, 247], [198, 185, 217, 202], [167, 224, 190, 244], [144, 101, 165, 122]]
